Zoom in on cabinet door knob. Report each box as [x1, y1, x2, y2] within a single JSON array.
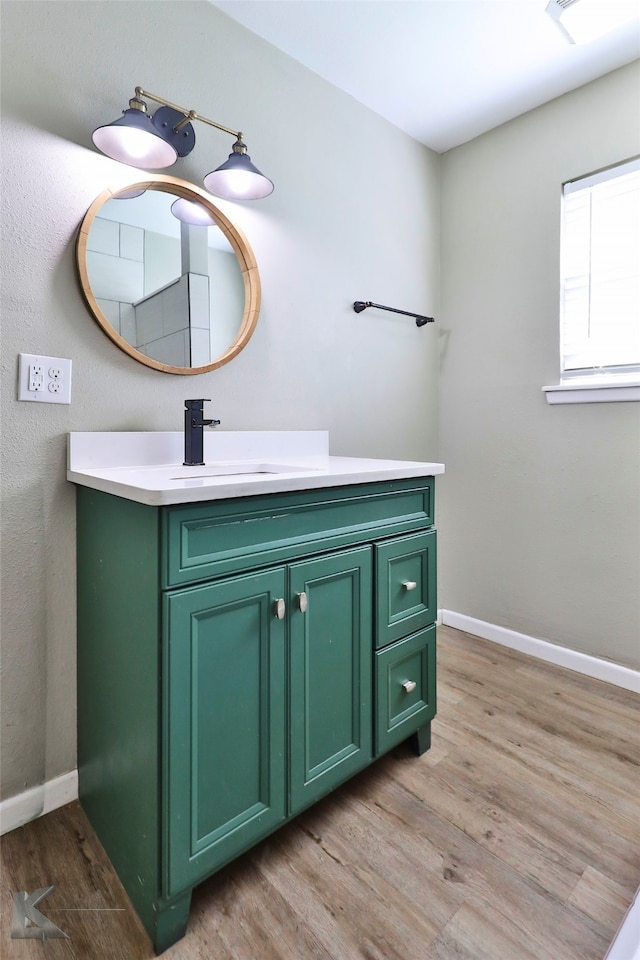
[[403, 580, 417, 591], [273, 598, 286, 620], [402, 680, 417, 694], [297, 591, 308, 613]]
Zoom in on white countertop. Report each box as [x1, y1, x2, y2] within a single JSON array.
[[67, 431, 445, 506]]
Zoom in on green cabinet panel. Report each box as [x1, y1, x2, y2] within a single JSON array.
[[163, 477, 434, 588], [164, 568, 287, 895], [289, 548, 373, 814], [375, 530, 437, 647], [375, 626, 437, 755], [76, 489, 164, 943]]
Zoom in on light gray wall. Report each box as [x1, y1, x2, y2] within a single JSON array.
[[0, 1, 439, 802], [439, 61, 640, 670]]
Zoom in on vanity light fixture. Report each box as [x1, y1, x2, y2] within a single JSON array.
[[545, 0, 640, 44], [92, 87, 274, 201]]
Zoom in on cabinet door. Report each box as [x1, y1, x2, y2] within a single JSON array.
[[164, 568, 286, 895], [289, 547, 372, 815]]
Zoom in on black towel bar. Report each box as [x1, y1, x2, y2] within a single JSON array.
[[353, 301, 435, 328]]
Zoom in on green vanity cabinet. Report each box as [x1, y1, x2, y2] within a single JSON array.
[[75, 476, 437, 954]]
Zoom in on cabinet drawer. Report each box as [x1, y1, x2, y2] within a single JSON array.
[[375, 531, 436, 648], [162, 478, 434, 588], [375, 626, 436, 756]]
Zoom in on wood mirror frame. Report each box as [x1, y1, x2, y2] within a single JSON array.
[[76, 175, 261, 375]]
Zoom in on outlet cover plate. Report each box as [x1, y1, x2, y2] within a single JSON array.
[[18, 354, 72, 404]]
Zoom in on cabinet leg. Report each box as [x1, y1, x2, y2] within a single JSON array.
[[153, 890, 192, 955], [409, 723, 431, 756]]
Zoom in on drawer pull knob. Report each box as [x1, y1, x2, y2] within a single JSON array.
[[297, 591, 308, 613], [273, 598, 286, 620], [402, 680, 417, 694], [403, 580, 417, 591]]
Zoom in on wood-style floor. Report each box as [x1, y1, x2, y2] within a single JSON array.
[[2, 625, 638, 960]]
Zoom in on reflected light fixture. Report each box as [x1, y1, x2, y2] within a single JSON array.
[[545, 0, 640, 44], [170, 198, 218, 227], [92, 86, 274, 201], [113, 187, 147, 200]]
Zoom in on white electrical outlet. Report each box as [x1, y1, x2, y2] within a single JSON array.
[[18, 354, 72, 404], [29, 364, 44, 392]]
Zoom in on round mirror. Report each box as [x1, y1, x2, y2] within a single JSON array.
[[76, 175, 260, 374]]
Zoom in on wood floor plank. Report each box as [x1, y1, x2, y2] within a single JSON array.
[[186, 854, 336, 960], [438, 639, 637, 745], [428, 901, 542, 960], [0, 802, 150, 960], [297, 788, 466, 933], [354, 767, 612, 960], [1, 626, 637, 959], [567, 866, 636, 939], [394, 749, 588, 900], [453, 685, 640, 812], [444, 730, 639, 890], [440, 626, 639, 711], [260, 814, 442, 960], [436, 696, 639, 825]]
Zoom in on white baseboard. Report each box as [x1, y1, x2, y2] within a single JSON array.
[[440, 610, 640, 694], [0, 770, 78, 836]]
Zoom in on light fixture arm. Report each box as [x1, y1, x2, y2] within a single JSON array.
[[134, 86, 242, 140]]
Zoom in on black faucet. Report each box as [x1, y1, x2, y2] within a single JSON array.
[[184, 399, 220, 466]]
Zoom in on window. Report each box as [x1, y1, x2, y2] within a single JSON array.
[[544, 157, 640, 404]]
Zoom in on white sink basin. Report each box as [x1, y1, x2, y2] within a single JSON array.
[[165, 462, 315, 481], [116, 461, 318, 487]]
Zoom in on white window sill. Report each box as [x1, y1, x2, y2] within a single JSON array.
[[543, 380, 640, 404]]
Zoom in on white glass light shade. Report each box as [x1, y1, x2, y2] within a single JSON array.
[[170, 198, 218, 226], [203, 150, 274, 201], [92, 109, 178, 169]]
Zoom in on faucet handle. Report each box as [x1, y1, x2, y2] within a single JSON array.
[[185, 399, 220, 428]]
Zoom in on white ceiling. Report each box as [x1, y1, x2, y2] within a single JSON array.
[[209, 0, 640, 153]]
